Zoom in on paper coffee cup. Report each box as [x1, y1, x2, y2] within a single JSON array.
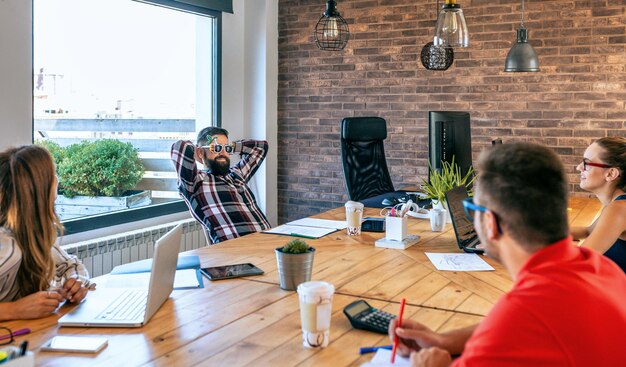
[[345, 201, 364, 236], [297, 281, 335, 348]]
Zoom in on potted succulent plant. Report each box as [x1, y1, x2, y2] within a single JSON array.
[[421, 157, 475, 222], [275, 238, 316, 291]]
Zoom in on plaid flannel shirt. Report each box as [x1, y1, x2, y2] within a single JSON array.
[[171, 139, 271, 244]]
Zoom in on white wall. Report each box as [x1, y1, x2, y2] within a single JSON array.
[[0, 0, 279, 240], [0, 0, 33, 149], [222, 0, 278, 226]]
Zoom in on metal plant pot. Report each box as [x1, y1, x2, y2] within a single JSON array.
[[275, 247, 316, 291]]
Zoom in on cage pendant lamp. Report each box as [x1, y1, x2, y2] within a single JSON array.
[[314, 0, 350, 51], [434, 0, 469, 48], [504, 0, 539, 72]]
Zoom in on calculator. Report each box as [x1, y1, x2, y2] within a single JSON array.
[[343, 299, 396, 334]]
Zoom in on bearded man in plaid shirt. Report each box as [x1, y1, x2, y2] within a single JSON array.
[[171, 127, 271, 243]]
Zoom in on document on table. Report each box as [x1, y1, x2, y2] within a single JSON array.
[[286, 218, 347, 230], [263, 224, 337, 239], [361, 348, 411, 367], [106, 269, 201, 289], [425, 252, 495, 271]]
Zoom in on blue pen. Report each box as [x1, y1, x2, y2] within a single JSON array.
[[359, 345, 393, 354]]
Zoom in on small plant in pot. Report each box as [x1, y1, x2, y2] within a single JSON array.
[[275, 239, 316, 291], [421, 157, 474, 221]]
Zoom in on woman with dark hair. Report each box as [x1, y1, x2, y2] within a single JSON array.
[[0, 145, 93, 321], [572, 136, 626, 272]]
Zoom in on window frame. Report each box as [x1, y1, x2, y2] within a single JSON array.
[[32, 0, 224, 235]]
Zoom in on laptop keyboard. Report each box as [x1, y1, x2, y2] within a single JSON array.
[[96, 289, 148, 321]]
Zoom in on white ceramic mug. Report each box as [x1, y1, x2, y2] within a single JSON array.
[[430, 208, 446, 232], [297, 281, 335, 348]]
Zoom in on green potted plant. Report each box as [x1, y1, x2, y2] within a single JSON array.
[[38, 139, 149, 219], [275, 238, 316, 291], [421, 157, 475, 221]]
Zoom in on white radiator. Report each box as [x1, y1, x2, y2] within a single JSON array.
[[62, 219, 207, 277]]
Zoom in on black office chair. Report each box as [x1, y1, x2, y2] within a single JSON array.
[[340, 117, 395, 201]]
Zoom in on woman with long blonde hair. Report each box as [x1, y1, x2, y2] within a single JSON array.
[[0, 145, 93, 320], [572, 136, 626, 272]]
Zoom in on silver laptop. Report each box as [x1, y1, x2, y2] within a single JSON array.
[[58, 224, 182, 327]]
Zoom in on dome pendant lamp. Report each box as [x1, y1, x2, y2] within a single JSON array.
[[434, 0, 469, 48], [314, 0, 350, 51], [504, 0, 540, 72]]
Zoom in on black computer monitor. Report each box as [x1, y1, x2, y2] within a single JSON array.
[[428, 111, 473, 180]]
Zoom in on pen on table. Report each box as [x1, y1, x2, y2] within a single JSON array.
[[391, 297, 407, 364], [19, 341, 28, 356], [360, 345, 392, 354], [0, 327, 31, 341], [289, 233, 317, 239]]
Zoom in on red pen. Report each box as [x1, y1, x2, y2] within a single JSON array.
[[391, 298, 406, 363]]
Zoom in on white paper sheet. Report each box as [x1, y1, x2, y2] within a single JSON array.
[[263, 224, 337, 239], [425, 252, 495, 271], [361, 348, 411, 367], [106, 269, 200, 289], [287, 218, 348, 230]]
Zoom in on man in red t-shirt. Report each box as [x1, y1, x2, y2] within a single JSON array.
[[389, 143, 626, 367]]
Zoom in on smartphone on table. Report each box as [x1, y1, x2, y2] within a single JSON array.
[[200, 263, 264, 280]]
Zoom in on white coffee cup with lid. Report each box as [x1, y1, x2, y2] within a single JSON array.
[[297, 281, 335, 348]]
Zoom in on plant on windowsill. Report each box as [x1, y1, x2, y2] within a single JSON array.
[[421, 157, 475, 216], [275, 238, 316, 291], [38, 139, 149, 220]]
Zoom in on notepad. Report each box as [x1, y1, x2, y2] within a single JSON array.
[[361, 348, 411, 366], [263, 224, 337, 239], [109, 255, 203, 288]]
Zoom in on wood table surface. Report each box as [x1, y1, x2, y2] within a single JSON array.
[[3, 197, 600, 367]]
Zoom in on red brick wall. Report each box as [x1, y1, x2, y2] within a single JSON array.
[[277, 0, 626, 223]]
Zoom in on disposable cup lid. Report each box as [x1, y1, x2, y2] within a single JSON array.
[[345, 201, 364, 209], [297, 281, 335, 297]]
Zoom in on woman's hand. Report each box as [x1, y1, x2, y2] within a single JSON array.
[[62, 277, 89, 304], [11, 291, 65, 319]]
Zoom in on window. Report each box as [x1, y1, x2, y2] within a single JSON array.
[[33, 0, 222, 232]]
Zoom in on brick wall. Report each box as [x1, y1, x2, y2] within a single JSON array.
[[277, 0, 626, 223]]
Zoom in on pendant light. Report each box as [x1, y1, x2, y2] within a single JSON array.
[[504, 0, 539, 72], [421, 0, 454, 70], [433, 0, 469, 48], [314, 0, 350, 51]]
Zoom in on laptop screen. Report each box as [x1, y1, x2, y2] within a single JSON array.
[[445, 186, 477, 243]]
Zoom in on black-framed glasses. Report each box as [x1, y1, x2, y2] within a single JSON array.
[[0, 326, 14, 345], [582, 159, 612, 171], [462, 197, 503, 234]]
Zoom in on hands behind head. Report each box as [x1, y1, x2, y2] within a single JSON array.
[[388, 318, 452, 366]]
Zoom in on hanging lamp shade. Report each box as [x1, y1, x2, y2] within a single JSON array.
[[504, 27, 539, 72], [504, 0, 539, 72], [433, 0, 469, 48], [314, 0, 350, 51], [421, 41, 454, 71]]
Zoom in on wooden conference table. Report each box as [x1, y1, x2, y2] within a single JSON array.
[[5, 197, 600, 367]]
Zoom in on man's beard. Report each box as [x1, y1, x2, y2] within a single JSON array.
[[208, 156, 230, 175]]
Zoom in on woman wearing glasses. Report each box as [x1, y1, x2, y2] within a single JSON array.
[[0, 145, 93, 321], [571, 137, 626, 272]]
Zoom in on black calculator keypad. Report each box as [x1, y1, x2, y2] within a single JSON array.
[[359, 310, 396, 334]]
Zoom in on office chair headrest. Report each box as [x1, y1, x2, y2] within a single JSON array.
[[341, 117, 387, 141]]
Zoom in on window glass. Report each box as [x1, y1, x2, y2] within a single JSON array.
[[33, 0, 215, 221]]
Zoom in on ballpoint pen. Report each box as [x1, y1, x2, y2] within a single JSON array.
[[391, 298, 407, 363], [0, 328, 31, 341], [360, 345, 392, 354]]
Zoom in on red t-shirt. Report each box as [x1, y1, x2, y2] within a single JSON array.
[[453, 237, 626, 367]]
